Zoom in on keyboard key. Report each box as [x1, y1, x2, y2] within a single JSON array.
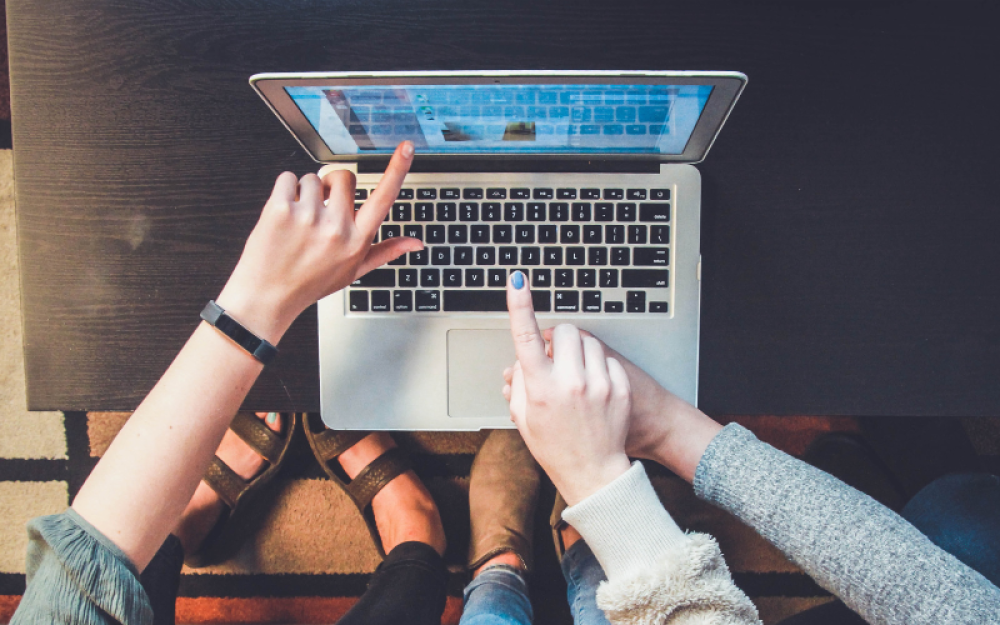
[[454, 246, 474, 265], [482, 203, 502, 221], [392, 203, 412, 221], [584, 225, 602, 243], [628, 225, 647, 244], [650, 301, 669, 313], [354, 202, 364, 211], [533, 188, 554, 199], [403, 224, 423, 240], [623, 269, 669, 288], [488, 269, 506, 287], [460, 202, 479, 221], [521, 247, 541, 265], [578, 269, 596, 287], [353, 268, 395, 287], [634, 248, 669, 266], [349, 290, 369, 312], [606, 225, 625, 244], [463, 188, 484, 199], [477, 247, 496, 265], [554, 290, 579, 312], [581, 188, 601, 200], [381, 225, 400, 241], [444, 289, 550, 311], [515, 224, 535, 243], [421, 268, 441, 286], [616, 203, 636, 221], [532, 268, 551, 287], [399, 269, 418, 287], [355, 189, 368, 200], [651, 188, 671, 200], [527, 203, 546, 221], [566, 247, 586, 265], [583, 291, 602, 312], [600, 269, 619, 287], [604, 301, 624, 313], [555, 269, 574, 287], [448, 225, 468, 243], [409, 249, 428, 265], [639, 203, 671, 222], [398, 189, 414, 200], [415, 203, 434, 221], [611, 247, 630, 265], [371, 290, 392, 312], [465, 269, 485, 287], [416, 290, 441, 311], [504, 202, 524, 221], [441, 188, 460, 199], [394, 290, 413, 312], [560, 225, 580, 243], [426, 225, 446, 243], [651, 225, 670, 244], [595, 203, 614, 221], [539, 225, 558, 243], [627, 189, 647, 200], [493, 224, 513, 243], [498, 247, 518, 265], [443, 268, 462, 287], [572, 203, 592, 221], [549, 203, 569, 221], [417, 188, 437, 199], [544, 247, 563, 265], [588, 247, 607, 266], [627, 290, 646, 313], [471, 225, 490, 243], [486, 188, 507, 199], [511, 188, 530, 199], [603, 188, 624, 200], [436, 202, 456, 221], [557, 188, 577, 199]]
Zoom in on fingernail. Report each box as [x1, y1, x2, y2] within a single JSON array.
[[266, 412, 278, 425], [401, 141, 414, 158], [512, 270, 525, 290]]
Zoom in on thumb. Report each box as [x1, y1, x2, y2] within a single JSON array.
[[355, 237, 423, 279]]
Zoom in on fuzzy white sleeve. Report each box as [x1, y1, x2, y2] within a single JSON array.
[[562, 462, 760, 625]]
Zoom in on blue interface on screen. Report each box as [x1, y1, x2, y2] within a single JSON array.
[[285, 84, 713, 155]]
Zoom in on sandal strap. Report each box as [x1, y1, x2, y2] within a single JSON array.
[[346, 447, 411, 510], [311, 429, 369, 463], [229, 412, 285, 464], [204, 456, 246, 509]]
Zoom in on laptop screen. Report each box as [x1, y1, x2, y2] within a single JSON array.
[[284, 84, 713, 156]]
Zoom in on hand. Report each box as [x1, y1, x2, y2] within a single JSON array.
[[503, 271, 633, 506], [216, 141, 422, 343]]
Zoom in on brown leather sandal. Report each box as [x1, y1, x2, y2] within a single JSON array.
[[186, 411, 297, 568], [302, 413, 411, 559]]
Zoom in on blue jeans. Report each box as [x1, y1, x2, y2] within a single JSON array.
[[459, 541, 612, 625]]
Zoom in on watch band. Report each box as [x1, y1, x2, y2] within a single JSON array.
[[200, 300, 278, 365]]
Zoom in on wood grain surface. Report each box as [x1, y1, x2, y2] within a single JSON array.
[[9, 0, 1000, 414]]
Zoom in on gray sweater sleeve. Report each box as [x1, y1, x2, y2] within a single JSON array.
[[693, 424, 1000, 625]]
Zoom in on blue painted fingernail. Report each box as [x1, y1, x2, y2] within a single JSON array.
[[512, 270, 524, 290], [266, 412, 278, 425]]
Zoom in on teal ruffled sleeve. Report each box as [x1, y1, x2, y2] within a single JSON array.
[[12, 508, 153, 625]]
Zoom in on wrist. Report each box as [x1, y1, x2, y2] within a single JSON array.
[[558, 453, 632, 507], [214, 281, 298, 345], [651, 408, 723, 483]]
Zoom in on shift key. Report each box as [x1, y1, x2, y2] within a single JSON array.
[[352, 268, 395, 287], [622, 269, 669, 288]]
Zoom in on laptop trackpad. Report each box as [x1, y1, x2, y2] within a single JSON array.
[[448, 330, 517, 418]]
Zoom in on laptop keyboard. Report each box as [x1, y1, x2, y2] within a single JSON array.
[[348, 186, 671, 314]]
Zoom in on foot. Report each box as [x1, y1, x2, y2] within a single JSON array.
[[174, 412, 282, 555], [468, 429, 541, 573], [339, 432, 447, 556]]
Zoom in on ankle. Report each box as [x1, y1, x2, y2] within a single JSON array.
[[560, 524, 583, 553], [474, 551, 525, 577]]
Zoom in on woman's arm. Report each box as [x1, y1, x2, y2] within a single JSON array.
[[72, 142, 422, 571]]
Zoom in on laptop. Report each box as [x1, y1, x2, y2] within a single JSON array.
[[249, 70, 746, 430]]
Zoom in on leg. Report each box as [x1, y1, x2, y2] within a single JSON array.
[[138, 535, 185, 625], [901, 473, 1000, 586], [459, 564, 533, 625], [558, 527, 612, 625]]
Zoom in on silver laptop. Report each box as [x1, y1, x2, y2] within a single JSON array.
[[250, 71, 746, 430]]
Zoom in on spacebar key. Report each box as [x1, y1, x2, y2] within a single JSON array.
[[444, 290, 551, 312]]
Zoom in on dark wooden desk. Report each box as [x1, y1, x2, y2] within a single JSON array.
[[10, 0, 1000, 415]]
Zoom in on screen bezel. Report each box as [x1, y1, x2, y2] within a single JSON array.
[[249, 71, 747, 164]]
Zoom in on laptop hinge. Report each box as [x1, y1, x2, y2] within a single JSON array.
[[357, 159, 660, 175]]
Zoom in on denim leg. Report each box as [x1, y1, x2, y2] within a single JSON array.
[[459, 564, 533, 625], [901, 472, 1000, 586], [560, 541, 612, 625]]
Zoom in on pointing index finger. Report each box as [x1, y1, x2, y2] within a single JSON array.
[[356, 141, 414, 234], [506, 270, 549, 376]]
